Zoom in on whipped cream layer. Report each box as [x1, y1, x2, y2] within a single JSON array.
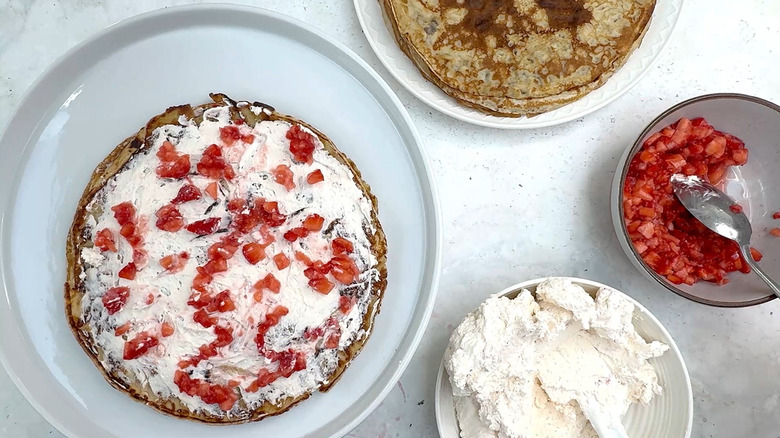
[[445, 278, 668, 438], [79, 105, 380, 416]]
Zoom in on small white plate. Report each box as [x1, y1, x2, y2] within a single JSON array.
[[0, 5, 441, 438], [435, 277, 693, 438], [353, 0, 683, 129]]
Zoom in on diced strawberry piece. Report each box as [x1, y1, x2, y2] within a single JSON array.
[[191, 270, 212, 294], [161, 322, 175, 337], [227, 198, 247, 213], [284, 227, 308, 242], [771, 228, 780, 237], [637, 222, 655, 239], [273, 164, 295, 191], [208, 238, 240, 261], [295, 251, 313, 266], [273, 253, 290, 270], [119, 223, 135, 239], [187, 290, 211, 309], [332, 237, 354, 255], [286, 124, 316, 164], [242, 242, 266, 265], [325, 330, 340, 349], [115, 321, 131, 337], [202, 257, 228, 275], [277, 349, 307, 377], [155, 205, 185, 232], [219, 125, 242, 146], [102, 287, 130, 315], [214, 325, 234, 347], [670, 118, 692, 145], [750, 247, 763, 261], [731, 149, 748, 165], [111, 202, 136, 226], [132, 249, 148, 268], [156, 155, 191, 179], [307, 169, 324, 184], [95, 228, 117, 252], [197, 144, 235, 181], [254, 274, 281, 294], [708, 164, 727, 185], [773, 212, 780, 220], [232, 210, 260, 234], [156, 141, 191, 179], [118, 262, 137, 280], [205, 182, 218, 200], [329, 255, 360, 284], [304, 326, 324, 340], [339, 295, 355, 313], [186, 217, 221, 236], [729, 204, 743, 214], [208, 290, 236, 313], [665, 154, 686, 170], [193, 309, 215, 328], [171, 184, 202, 204], [246, 368, 280, 392], [160, 251, 189, 273], [156, 141, 179, 161], [309, 277, 334, 294], [123, 331, 159, 360], [303, 214, 325, 232], [145, 293, 155, 305], [704, 137, 727, 158], [638, 207, 656, 218], [260, 201, 287, 227]]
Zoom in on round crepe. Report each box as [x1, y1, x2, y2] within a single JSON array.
[[64, 94, 387, 423], [380, 0, 656, 117]]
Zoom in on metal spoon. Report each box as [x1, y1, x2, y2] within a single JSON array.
[[670, 174, 780, 297]]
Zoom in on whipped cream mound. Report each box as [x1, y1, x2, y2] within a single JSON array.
[[445, 278, 668, 438]]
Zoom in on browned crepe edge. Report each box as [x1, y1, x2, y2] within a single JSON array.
[[378, 0, 655, 117], [64, 94, 388, 424]]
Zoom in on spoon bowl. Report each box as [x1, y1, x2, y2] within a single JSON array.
[[671, 174, 780, 299], [670, 174, 751, 244]]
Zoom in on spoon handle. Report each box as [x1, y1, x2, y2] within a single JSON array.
[[741, 244, 780, 299]]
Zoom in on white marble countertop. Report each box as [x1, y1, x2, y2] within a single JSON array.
[[2, 0, 780, 436]]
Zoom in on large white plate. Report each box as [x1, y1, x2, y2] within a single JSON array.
[[435, 277, 693, 438], [354, 0, 683, 129], [0, 5, 440, 438]]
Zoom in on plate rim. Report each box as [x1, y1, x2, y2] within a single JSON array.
[[434, 276, 693, 438], [0, 4, 442, 437], [353, 0, 685, 129]]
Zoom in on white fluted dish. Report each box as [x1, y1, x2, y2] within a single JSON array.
[[435, 277, 692, 438]]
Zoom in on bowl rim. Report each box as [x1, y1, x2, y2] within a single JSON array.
[[435, 276, 693, 438], [613, 93, 780, 307]]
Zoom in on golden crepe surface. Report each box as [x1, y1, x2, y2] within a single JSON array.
[[64, 94, 387, 423], [380, 0, 656, 116]]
